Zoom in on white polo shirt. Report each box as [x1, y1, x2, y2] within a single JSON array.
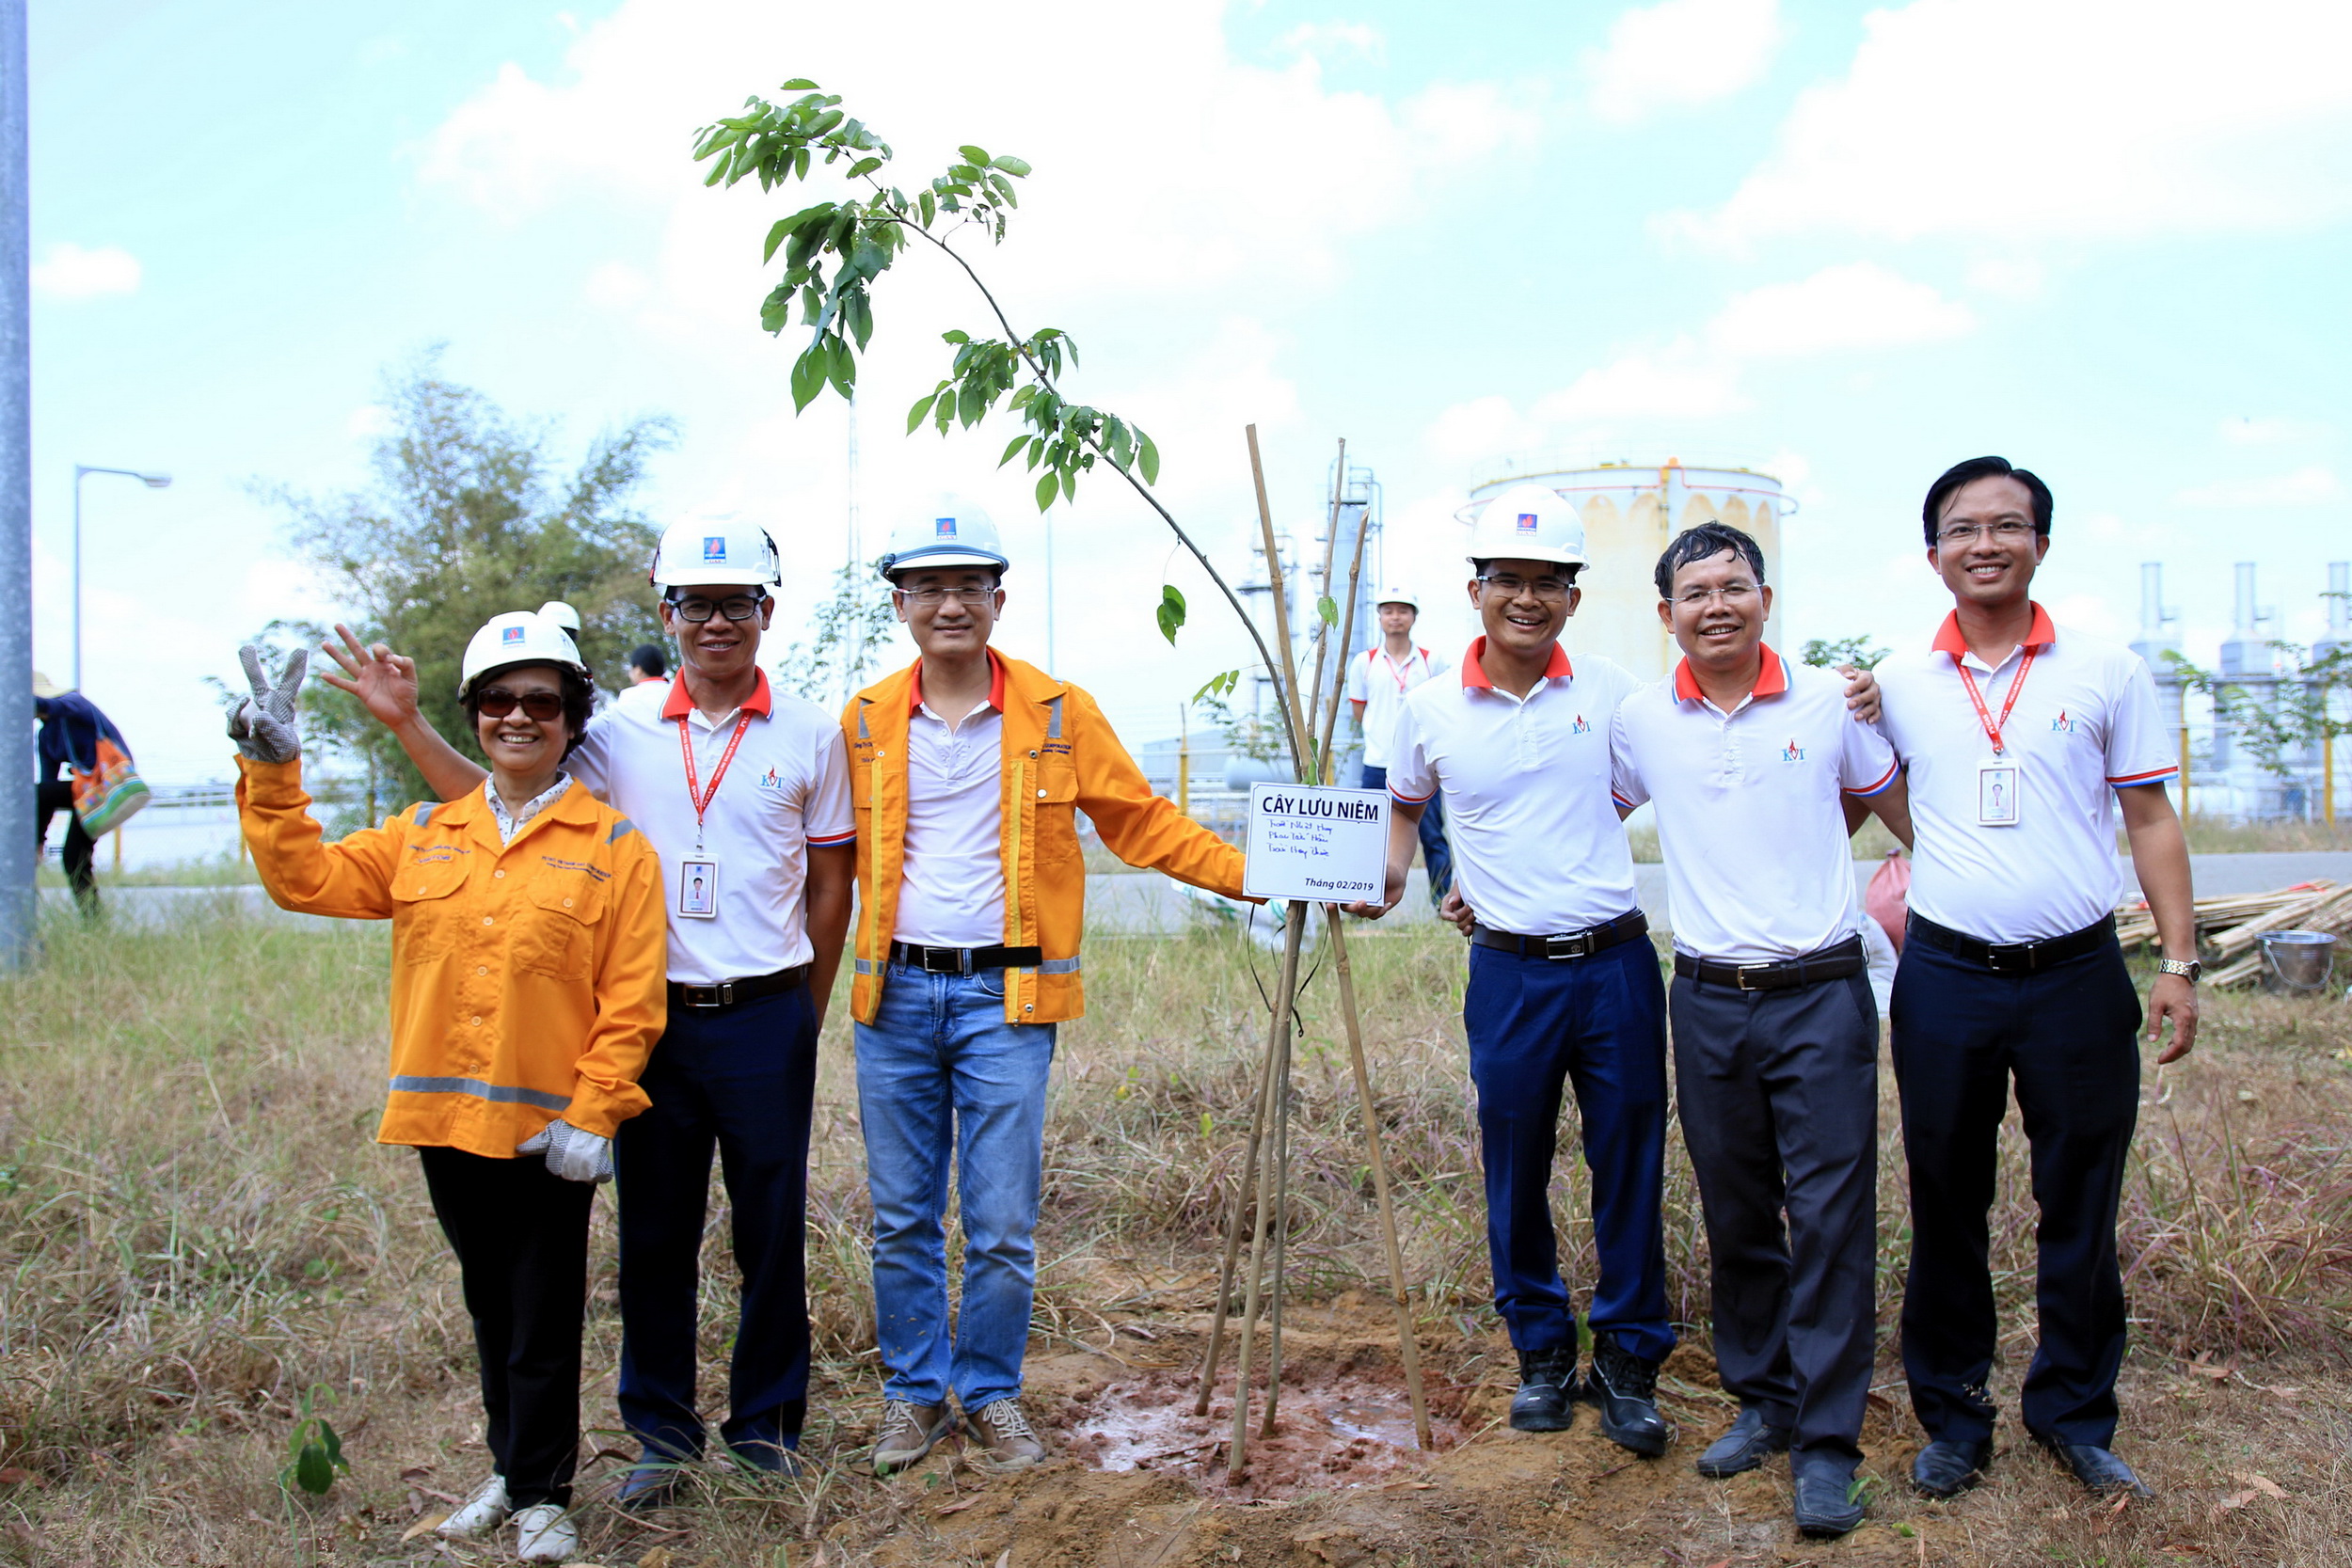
[[1875, 604, 2176, 944], [569, 669, 855, 984], [895, 654, 1009, 948], [1611, 649, 1899, 962], [1387, 638, 1640, 935], [1346, 642, 1449, 768]]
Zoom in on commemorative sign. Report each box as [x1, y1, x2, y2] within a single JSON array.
[[1242, 783, 1391, 904]]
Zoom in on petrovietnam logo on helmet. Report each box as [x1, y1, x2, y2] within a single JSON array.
[[501, 625, 527, 645], [703, 535, 728, 562], [1517, 513, 1539, 534], [935, 517, 958, 537]]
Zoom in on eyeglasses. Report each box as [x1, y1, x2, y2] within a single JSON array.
[[1474, 574, 1575, 602], [1936, 521, 2037, 546], [1672, 582, 1760, 608], [894, 586, 998, 606], [473, 688, 565, 721], [667, 594, 765, 623]]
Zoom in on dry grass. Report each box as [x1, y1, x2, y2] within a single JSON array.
[[0, 907, 2345, 1564]]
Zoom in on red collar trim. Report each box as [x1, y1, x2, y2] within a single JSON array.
[[1931, 602, 2056, 657], [1459, 636, 1570, 689], [910, 649, 1007, 714], [1672, 642, 1788, 704], [662, 668, 773, 721]]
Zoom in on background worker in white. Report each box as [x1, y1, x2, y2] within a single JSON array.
[[1345, 589, 1452, 905], [1609, 522, 1910, 1539], [845, 500, 1249, 1477], [322, 523, 854, 1497], [1875, 456, 2199, 1504]]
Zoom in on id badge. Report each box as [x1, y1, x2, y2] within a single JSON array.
[[1977, 761, 2021, 827], [677, 856, 720, 919]]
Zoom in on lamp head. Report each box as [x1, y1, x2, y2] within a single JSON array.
[[141, 473, 171, 488]]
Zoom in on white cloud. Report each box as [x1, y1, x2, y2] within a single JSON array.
[[1279, 22, 1385, 64], [31, 242, 141, 299], [1584, 0, 1783, 125], [1963, 255, 2044, 301], [2170, 466, 2340, 508], [1706, 261, 1974, 356], [1425, 394, 1548, 462], [1534, 351, 1748, 421], [2217, 415, 2328, 446], [1677, 0, 2352, 247]]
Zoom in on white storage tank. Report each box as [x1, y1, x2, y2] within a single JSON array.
[[1461, 461, 1791, 684]]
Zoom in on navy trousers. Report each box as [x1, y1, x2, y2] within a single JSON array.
[[614, 983, 818, 1465], [1890, 932, 2142, 1448], [1461, 933, 1674, 1362], [1359, 764, 1454, 904]]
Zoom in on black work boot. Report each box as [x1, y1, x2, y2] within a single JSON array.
[[1508, 1347, 1579, 1433], [1581, 1333, 1670, 1457]]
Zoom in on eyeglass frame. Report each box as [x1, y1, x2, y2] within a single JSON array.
[[1669, 581, 1763, 609], [469, 686, 568, 721], [892, 584, 1001, 607], [1472, 571, 1579, 603], [662, 591, 770, 623], [1934, 520, 2042, 547]]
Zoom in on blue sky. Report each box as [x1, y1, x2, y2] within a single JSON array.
[[29, 0, 2352, 782]]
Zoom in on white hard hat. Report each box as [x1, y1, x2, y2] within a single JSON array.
[[458, 611, 589, 698], [1374, 586, 1420, 611], [537, 599, 582, 633], [649, 520, 782, 590], [878, 497, 1009, 580], [1466, 483, 1587, 569]]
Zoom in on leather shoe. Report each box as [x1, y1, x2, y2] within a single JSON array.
[[1508, 1347, 1578, 1433], [615, 1458, 687, 1513], [1581, 1334, 1670, 1457], [1791, 1457, 1867, 1538], [1695, 1406, 1791, 1478], [2038, 1437, 2152, 1498], [1910, 1437, 1993, 1499]]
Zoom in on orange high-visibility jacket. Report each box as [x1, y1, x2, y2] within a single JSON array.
[[237, 758, 667, 1158], [844, 653, 1248, 1025]]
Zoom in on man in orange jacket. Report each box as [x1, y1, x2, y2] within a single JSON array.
[[849, 499, 1249, 1476]]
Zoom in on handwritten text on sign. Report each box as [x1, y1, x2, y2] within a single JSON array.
[[1242, 784, 1391, 902]]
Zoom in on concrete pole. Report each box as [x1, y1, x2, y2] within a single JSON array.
[[0, 0, 34, 972]]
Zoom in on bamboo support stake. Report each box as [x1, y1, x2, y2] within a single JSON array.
[[1194, 957, 1289, 1416]]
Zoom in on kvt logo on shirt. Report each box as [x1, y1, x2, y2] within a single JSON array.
[[1571, 714, 1592, 735], [2050, 710, 2075, 734], [757, 766, 787, 791], [1782, 739, 1807, 762]]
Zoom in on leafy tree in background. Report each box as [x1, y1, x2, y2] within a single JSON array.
[[1802, 635, 1888, 671], [2169, 642, 2352, 805], [257, 355, 674, 820], [771, 557, 898, 711]]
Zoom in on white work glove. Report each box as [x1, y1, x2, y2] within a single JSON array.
[[229, 643, 308, 763], [516, 1119, 614, 1183]]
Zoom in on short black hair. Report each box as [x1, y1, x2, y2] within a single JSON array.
[[1470, 559, 1583, 583], [461, 661, 597, 759], [1653, 522, 1766, 601], [627, 642, 667, 679], [1922, 456, 2052, 548]]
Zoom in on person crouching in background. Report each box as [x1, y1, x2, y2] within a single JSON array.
[[227, 612, 666, 1564]]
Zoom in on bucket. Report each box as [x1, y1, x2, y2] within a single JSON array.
[[2257, 930, 2338, 993]]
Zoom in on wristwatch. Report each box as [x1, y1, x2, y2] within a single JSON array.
[[2157, 957, 2202, 984]]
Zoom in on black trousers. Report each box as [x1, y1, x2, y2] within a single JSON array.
[[614, 983, 818, 1465], [1889, 933, 2142, 1448], [1670, 965, 1879, 1460], [34, 780, 96, 908], [417, 1146, 596, 1509]]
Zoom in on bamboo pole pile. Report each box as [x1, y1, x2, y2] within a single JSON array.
[[2113, 879, 2352, 987]]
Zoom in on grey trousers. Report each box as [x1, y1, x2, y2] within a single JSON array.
[[1670, 964, 1879, 1459]]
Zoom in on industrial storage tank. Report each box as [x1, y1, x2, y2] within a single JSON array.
[[1461, 461, 1790, 684]]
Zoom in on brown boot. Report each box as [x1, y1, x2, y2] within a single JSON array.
[[872, 1400, 956, 1475], [965, 1398, 1048, 1472]]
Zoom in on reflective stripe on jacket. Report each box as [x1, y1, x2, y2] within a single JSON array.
[[236, 758, 667, 1157], [844, 654, 1248, 1025]]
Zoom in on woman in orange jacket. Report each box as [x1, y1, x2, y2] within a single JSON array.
[[230, 612, 666, 1564]]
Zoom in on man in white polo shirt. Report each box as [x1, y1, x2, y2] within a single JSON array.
[[1346, 589, 1452, 905], [1875, 456, 2198, 1503], [322, 522, 854, 1497], [1610, 522, 1910, 1537]]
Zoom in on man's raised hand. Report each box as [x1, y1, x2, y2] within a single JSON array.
[[319, 624, 421, 732], [229, 643, 308, 763]]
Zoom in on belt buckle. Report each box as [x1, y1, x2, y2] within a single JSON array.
[[684, 982, 731, 1010], [921, 947, 965, 975], [1544, 932, 1590, 960], [1985, 943, 2033, 975], [1736, 962, 1772, 991]]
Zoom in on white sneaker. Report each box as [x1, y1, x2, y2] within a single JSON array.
[[514, 1502, 578, 1562], [435, 1473, 510, 1540]]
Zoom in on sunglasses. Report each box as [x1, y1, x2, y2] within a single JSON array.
[[473, 688, 565, 721]]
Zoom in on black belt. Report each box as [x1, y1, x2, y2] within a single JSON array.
[[1470, 910, 1649, 961], [888, 941, 1044, 975], [668, 965, 809, 1011], [1906, 912, 2116, 974], [1675, 936, 1866, 991]]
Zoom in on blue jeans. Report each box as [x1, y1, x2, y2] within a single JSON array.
[[855, 964, 1057, 1410], [1461, 932, 1675, 1363], [1359, 764, 1454, 903]]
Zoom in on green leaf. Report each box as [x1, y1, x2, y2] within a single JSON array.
[[294, 1442, 334, 1496], [780, 77, 819, 90], [906, 392, 939, 434], [1035, 471, 1058, 512], [790, 346, 825, 412], [1156, 584, 1187, 645], [1317, 595, 1338, 627], [958, 144, 992, 166], [942, 328, 970, 344], [848, 155, 883, 179], [998, 433, 1030, 467], [992, 154, 1033, 176], [1137, 432, 1161, 485], [956, 382, 983, 428], [1192, 668, 1241, 703], [319, 1420, 344, 1468], [917, 189, 936, 228]]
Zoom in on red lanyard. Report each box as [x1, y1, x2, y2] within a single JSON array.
[[1951, 644, 2037, 756], [1376, 648, 1421, 694], [677, 713, 754, 834]]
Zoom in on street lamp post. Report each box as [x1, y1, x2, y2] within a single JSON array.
[[72, 464, 169, 690]]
